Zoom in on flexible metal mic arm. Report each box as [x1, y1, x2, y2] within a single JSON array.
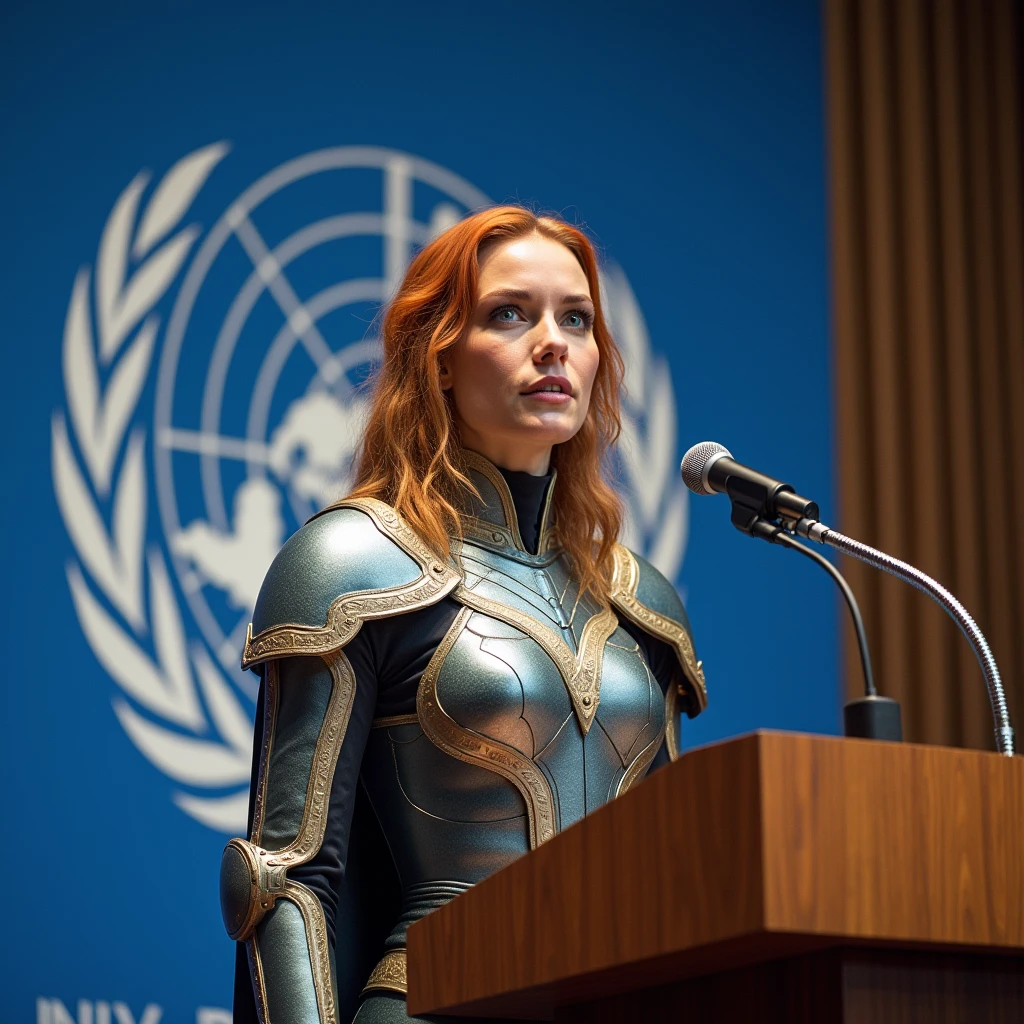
[[749, 520, 877, 699], [794, 519, 1015, 757], [680, 441, 1015, 755]]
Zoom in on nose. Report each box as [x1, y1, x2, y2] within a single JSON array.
[[532, 312, 569, 365]]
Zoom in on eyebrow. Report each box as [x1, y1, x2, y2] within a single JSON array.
[[480, 288, 593, 305]]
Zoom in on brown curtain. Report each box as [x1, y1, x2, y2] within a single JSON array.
[[823, 0, 1024, 749]]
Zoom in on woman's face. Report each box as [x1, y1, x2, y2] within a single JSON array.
[[441, 232, 600, 475]]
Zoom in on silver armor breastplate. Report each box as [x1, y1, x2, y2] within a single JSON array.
[[363, 454, 669, 886], [423, 533, 667, 843]]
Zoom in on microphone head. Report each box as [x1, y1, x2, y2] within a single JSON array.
[[681, 441, 733, 496]]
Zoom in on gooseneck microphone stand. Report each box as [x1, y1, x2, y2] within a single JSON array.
[[747, 518, 901, 742], [681, 442, 1015, 756], [792, 518, 1014, 756]]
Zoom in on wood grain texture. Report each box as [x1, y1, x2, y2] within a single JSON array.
[[759, 733, 1024, 943], [406, 733, 1024, 1019], [824, 0, 1024, 751]]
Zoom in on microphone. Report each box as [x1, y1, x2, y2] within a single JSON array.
[[680, 441, 819, 530], [681, 440, 884, 727], [680, 439, 1015, 755]]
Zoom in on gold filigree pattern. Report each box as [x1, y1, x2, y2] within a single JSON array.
[[246, 937, 270, 1024], [268, 651, 358, 867], [242, 497, 461, 668], [460, 450, 560, 556], [361, 948, 408, 996], [616, 716, 667, 797], [462, 449, 526, 550], [417, 607, 557, 847], [460, 515, 518, 551], [285, 881, 338, 1024], [453, 584, 617, 734], [609, 544, 708, 712], [250, 659, 280, 841], [242, 651, 356, 1022], [664, 678, 681, 761], [371, 713, 419, 729]]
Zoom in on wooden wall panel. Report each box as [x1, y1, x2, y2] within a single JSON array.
[[823, 0, 1024, 749]]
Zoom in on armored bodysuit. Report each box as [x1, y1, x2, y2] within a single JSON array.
[[220, 452, 707, 1024]]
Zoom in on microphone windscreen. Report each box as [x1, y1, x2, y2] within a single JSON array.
[[681, 441, 732, 496]]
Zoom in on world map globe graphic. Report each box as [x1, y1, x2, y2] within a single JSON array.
[[153, 147, 490, 684]]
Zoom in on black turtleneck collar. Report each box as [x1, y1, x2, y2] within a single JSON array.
[[496, 467, 552, 555]]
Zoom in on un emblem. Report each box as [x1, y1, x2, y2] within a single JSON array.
[[52, 144, 689, 834]]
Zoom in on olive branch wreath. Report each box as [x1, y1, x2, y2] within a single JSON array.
[[51, 146, 687, 837], [601, 263, 689, 581], [51, 142, 254, 833]]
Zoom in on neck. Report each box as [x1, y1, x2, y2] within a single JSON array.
[[458, 434, 552, 476]]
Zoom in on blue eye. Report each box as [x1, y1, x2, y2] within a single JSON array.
[[564, 310, 591, 330], [491, 305, 524, 323]]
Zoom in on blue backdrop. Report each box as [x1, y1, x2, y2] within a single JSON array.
[[2, 2, 832, 1021]]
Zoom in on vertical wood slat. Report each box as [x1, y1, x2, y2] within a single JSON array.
[[824, 0, 879, 710], [894, 0, 953, 743], [824, 0, 1024, 750], [858, 0, 915, 721], [963, 1, 1013, 748], [991, 1, 1024, 702], [932, 0, 988, 745]]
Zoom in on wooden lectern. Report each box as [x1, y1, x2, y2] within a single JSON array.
[[406, 732, 1024, 1022]]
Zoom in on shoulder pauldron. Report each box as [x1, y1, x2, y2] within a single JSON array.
[[241, 497, 461, 668], [609, 544, 708, 716]]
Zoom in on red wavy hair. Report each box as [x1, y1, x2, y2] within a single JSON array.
[[347, 205, 625, 597]]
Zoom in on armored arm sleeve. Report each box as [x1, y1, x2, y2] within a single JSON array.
[[220, 499, 461, 1024], [225, 649, 376, 1024]]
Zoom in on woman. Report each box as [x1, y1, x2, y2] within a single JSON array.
[[219, 206, 707, 1024]]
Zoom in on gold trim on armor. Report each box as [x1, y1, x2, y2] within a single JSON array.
[[417, 606, 558, 847], [459, 515, 564, 565], [664, 678, 681, 761], [242, 497, 461, 668], [245, 887, 338, 1024], [361, 948, 408, 996], [461, 515, 518, 551], [250, 658, 281, 841], [609, 544, 708, 712], [616, 715, 667, 797], [462, 449, 526, 550], [537, 468, 558, 553], [241, 660, 280, 1024], [285, 881, 338, 1024], [452, 584, 617, 735], [371, 713, 420, 729], [247, 935, 271, 1024], [241, 650, 356, 1023], [222, 837, 287, 941], [461, 449, 560, 556], [271, 651, 359, 867]]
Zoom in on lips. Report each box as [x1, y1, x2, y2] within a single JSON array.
[[521, 376, 573, 397]]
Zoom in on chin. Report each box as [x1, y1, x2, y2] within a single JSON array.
[[524, 410, 584, 434], [516, 425, 581, 448]]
